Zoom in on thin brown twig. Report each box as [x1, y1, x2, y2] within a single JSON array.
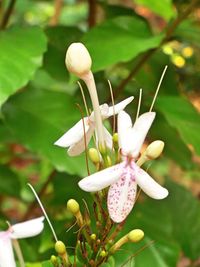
[[22, 170, 56, 221], [108, 0, 199, 102], [87, 0, 97, 28], [0, 0, 17, 29], [50, 0, 63, 26]]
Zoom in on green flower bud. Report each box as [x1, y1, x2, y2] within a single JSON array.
[[88, 148, 100, 164], [113, 133, 119, 149], [145, 140, 164, 160], [50, 255, 58, 266], [65, 43, 92, 77], [67, 199, 80, 215], [99, 143, 107, 155], [128, 229, 144, 243], [90, 233, 97, 240], [55, 241, 66, 255], [104, 155, 112, 167], [100, 250, 107, 257]]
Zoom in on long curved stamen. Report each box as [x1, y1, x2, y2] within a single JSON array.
[[136, 88, 142, 120], [77, 81, 90, 117], [108, 80, 116, 135], [76, 103, 90, 175], [149, 65, 168, 112], [27, 183, 58, 242]]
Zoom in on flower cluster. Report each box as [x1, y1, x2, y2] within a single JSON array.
[[55, 42, 169, 224]]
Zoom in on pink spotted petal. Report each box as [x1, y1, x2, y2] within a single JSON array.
[[107, 166, 137, 223]]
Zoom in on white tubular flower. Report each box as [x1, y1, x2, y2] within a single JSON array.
[[79, 110, 168, 223], [54, 96, 134, 156], [0, 217, 44, 267], [65, 43, 92, 78]]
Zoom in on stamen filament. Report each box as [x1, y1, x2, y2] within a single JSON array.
[[108, 80, 116, 134], [77, 81, 90, 117], [27, 183, 58, 242], [136, 88, 142, 120], [149, 65, 168, 112]]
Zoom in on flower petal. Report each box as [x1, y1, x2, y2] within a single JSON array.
[[129, 112, 156, 158], [107, 96, 134, 117], [10, 217, 45, 239], [90, 104, 109, 121], [103, 126, 113, 150], [118, 110, 133, 152], [54, 117, 90, 148], [107, 165, 137, 223], [134, 164, 168, 199], [78, 163, 123, 192], [0, 232, 16, 267], [67, 123, 95, 156]]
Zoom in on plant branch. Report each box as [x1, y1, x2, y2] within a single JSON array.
[[88, 0, 97, 28], [109, 0, 199, 102], [0, 0, 16, 29], [50, 0, 63, 26], [22, 170, 56, 221]]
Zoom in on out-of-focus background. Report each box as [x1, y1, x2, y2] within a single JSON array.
[[0, 0, 200, 266]]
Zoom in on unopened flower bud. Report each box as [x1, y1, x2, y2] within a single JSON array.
[[89, 148, 100, 164], [145, 140, 164, 160], [67, 199, 80, 215], [51, 255, 58, 266], [55, 241, 66, 255], [104, 155, 112, 167], [113, 133, 119, 149], [128, 229, 144, 243], [90, 233, 96, 240], [100, 250, 107, 257], [65, 43, 92, 77]]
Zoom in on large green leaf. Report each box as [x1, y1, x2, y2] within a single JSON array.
[[134, 0, 176, 21], [0, 27, 47, 107], [82, 16, 163, 72], [44, 26, 82, 81], [156, 96, 200, 156], [166, 180, 200, 260], [2, 87, 88, 176]]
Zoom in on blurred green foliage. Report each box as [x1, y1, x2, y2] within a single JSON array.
[[0, 0, 200, 266]]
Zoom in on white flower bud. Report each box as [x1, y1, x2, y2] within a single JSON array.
[[65, 43, 92, 77], [145, 140, 164, 159]]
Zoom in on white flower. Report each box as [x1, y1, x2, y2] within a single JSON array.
[[0, 217, 44, 267], [54, 96, 134, 156], [78, 110, 168, 223]]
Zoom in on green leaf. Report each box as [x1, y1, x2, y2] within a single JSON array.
[[166, 180, 200, 260], [134, 0, 176, 21], [0, 165, 21, 197], [156, 96, 200, 156], [82, 16, 163, 72], [2, 87, 88, 176], [151, 113, 193, 169], [175, 20, 200, 48], [44, 26, 82, 81], [0, 27, 47, 107], [42, 261, 53, 267]]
